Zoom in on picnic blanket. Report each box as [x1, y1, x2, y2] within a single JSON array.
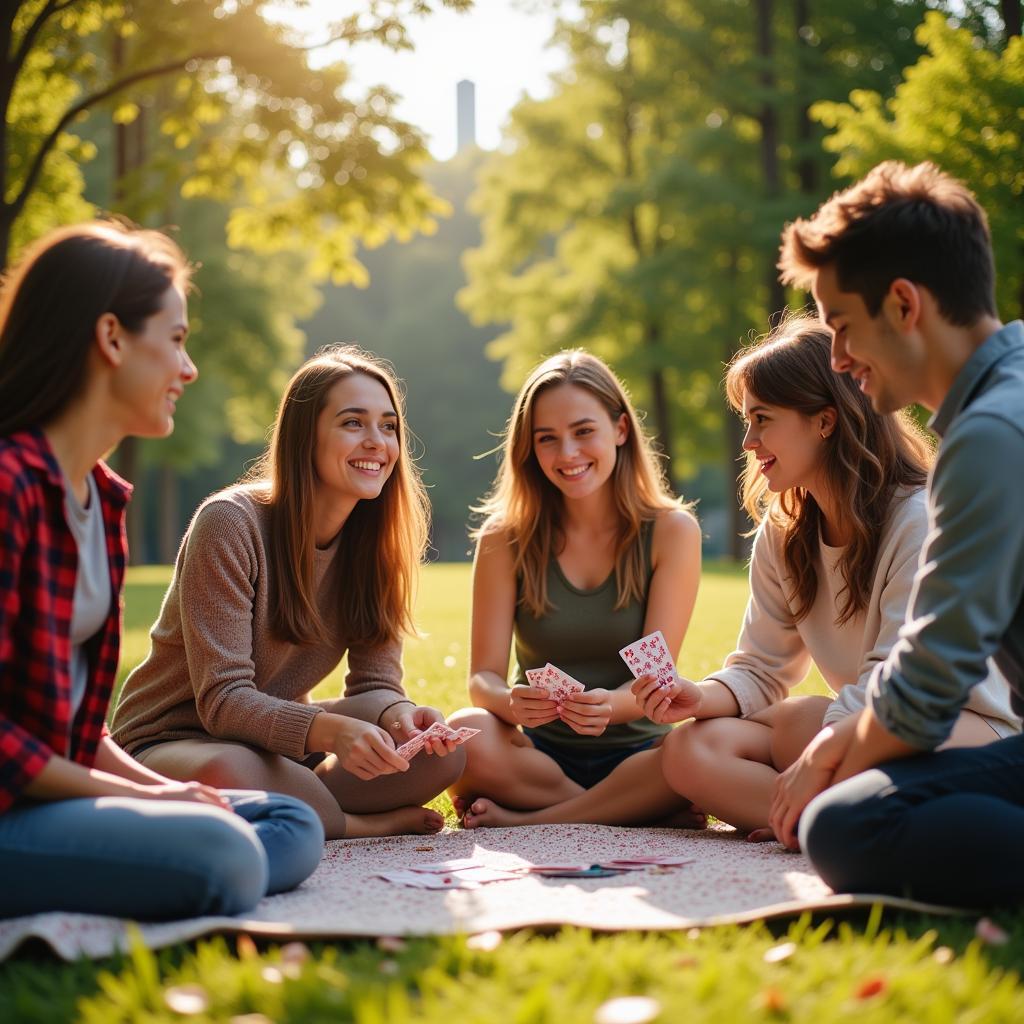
[[0, 823, 961, 960]]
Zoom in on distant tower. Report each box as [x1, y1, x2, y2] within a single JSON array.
[[456, 79, 477, 152]]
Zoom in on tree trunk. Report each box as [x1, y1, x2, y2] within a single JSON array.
[[157, 462, 180, 563], [756, 0, 786, 322], [645, 323, 677, 492], [794, 0, 817, 196], [1002, 1, 1022, 41], [725, 248, 753, 561]]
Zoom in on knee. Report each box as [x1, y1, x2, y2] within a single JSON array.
[[799, 784, 884, 894], [193, 748, 265, 791], [662, 719, 726, 777], [175, 810, 270, 916]]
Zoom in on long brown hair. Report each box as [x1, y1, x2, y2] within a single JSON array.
[[247, 345, 430, 647], [474, 350, 691, 617], [0, 221, 190, 436], [725, 314, 932, 624]]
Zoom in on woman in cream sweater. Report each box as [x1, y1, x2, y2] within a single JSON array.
[[112, 346, 464, 840], [632, 315, 1018, 832]]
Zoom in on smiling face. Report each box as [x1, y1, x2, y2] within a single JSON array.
[[113, 284, 196, 437], [813, 263, 925, 415], [314, 372, 400, 505], [740, 388, 832, 495], [530, 383, 627, 500]]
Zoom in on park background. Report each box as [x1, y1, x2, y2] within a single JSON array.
[[3, 3, 1024, 1019], [6, 0, 1023, 568]]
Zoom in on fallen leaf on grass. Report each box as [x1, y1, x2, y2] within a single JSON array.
[[467, 930, 503, 951], [763, 942, 796, 964], [854, 976, 888, 1000], [752, 988, 786, 1013], [594, 996, 662, 1024], [976, 918, 1010, 946], [235, 934, 258, 960], [164, 984, 210, 1015]]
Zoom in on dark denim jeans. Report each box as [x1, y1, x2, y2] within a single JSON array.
[[524, 729, 655, 789], [800, 733, 1024, 907], [0, 789, 323, 920]]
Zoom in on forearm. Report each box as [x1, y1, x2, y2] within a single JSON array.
[[21, 753, 151, 802], [93, 735, 170, 785], [692, 680, 741, 719], [832, 708, 921, 784], [468, 670, 516, 723]]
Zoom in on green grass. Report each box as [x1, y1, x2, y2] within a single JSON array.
[[5, 564, 1022, 1022]]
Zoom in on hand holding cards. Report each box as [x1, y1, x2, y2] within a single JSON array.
[[620, 630, 704, 722], [395, 721, 480, 760], [524, 664, 585, 703]]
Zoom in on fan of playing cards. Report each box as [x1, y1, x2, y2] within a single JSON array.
[[523, 663, 585, 702], [618, 630, 679, 689], [395, 721, 480, 760]]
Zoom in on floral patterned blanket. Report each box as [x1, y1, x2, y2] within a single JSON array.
[[0, 824, 960, 960]]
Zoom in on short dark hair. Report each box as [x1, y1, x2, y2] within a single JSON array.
[[0, 221, 190, 436], [778, 161, 997, 325]]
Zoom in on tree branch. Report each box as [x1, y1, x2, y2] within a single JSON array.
[[9, 54, 213, 220], [10, 1, 77, 76]]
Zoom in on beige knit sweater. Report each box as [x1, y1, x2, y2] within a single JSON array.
[[708, 488, 1020, 737], [111, 487, 407, 758]]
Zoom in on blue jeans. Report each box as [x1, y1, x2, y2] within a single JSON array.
[[800, 733, 1024, 907], [0, 789, 324, 920], [524, 730, 655, 789]]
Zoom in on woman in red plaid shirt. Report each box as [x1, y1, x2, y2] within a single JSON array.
[[0, 223, 323, 920]]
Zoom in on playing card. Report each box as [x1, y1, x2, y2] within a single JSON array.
[[524, 667, 548, 689], [395, 722, 480, 760], [376, 869, 481, 890], [547, 666, 585, 703], [619, 630, 677, 688], [603, 856, 694, 868], [410, 858, 482, 873], [530, 865, 625, 878]]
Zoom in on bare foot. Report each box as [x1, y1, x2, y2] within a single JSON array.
[[656, 803, 708, 830], [343, 805, 445, 839], [745, 827, 776, 843], [450, 794, 470, 821], [462, 798, 531, 829]]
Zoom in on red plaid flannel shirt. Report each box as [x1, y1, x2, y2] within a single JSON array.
[[0, 428, 130, 813]]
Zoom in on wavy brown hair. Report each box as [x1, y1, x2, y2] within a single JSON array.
[[725, 314, 932, 625], [247, 345, 430, 647], [474, 350, 692, 617]]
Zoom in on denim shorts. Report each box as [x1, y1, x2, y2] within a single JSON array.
[[524, 729, 655, 789]]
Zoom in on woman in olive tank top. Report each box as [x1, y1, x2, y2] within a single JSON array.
[[448, 351, 703, 828]]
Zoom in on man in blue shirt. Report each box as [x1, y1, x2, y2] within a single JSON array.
[[770, 160, 1024, 905]]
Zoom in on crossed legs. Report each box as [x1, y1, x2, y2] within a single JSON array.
[[446, 707, 703, 829]]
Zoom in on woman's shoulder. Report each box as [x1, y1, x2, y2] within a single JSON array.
[[651, 505, 700, 545], [880, 486, 928, 545], [188, 484, 271, 544]]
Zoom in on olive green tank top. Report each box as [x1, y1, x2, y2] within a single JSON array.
[[512, 522, 670, 750]]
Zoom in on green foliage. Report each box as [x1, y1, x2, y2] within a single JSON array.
[[813, 11, 1024, 319], [301, 149, 508, 560], [2, 0, 471, 271]]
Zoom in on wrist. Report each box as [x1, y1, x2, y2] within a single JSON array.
[[376, 699, 416, 729]]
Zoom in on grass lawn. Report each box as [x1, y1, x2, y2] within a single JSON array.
[[3, 563, 1023, 1022]]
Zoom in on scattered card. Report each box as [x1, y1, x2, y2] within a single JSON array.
[[619, 630, 677, 688], [603, 856, 693, 868], [395, 722, 481, 760]]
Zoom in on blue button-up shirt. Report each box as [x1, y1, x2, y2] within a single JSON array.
[[868, 320, 1024, 748]]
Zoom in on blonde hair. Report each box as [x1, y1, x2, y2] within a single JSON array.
[[247, 345, 430, 647], [474, 350, 691, 616], [726, 314, 932, 624]]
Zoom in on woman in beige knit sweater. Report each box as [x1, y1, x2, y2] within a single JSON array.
[[631, 316, 1019, 833], [112, 346, 464, 840]]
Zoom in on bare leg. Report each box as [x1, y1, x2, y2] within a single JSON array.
[[446, 708, 583, 811], [138, 739, 444, 841], [660, 696, 832, 833], [461, 745, 706, 829]]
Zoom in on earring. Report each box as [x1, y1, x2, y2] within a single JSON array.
[[820, 431, 828, 440]]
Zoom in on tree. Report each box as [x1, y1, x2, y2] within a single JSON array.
[[813, 11, 1024, 320], [460, 0, 934, 556], [2, 0, 471, 269]]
